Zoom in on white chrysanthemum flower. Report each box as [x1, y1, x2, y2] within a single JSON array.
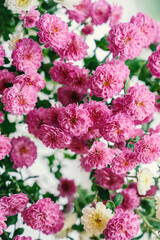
[[55, 213, 77, 238], [4, 0, 39, 14], [8, 32, 25, 50], [155, 196, 160, 219], [137, 168, 155, 195], [54, 0, 82, 10], [81, 202, 113, 236]]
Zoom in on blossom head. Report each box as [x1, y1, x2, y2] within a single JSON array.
[[137, 168, 155, 195], [0, 69, 16, 95], [12, 38, 43, 73], [147, 45, 160, 78], [107, 22, 143, 60], [0, 134, 11, 161], [81, 202, 113, 236], [58, 178, 77, 198], [81, 25, 94, 36], [0, 193, 29, 216], [14, 236, 32, 240], [19, 6, 40, 28], [103, 209, 140, 240], [0, 45, 5, 67], [21, 198, 65, 234], [10, 136, 37, 169], [4, 0, 39, 14], [0, 210, 7, 235], [118, 188, 140, 211], [109, 4, 123, 27], [8, 32, 24, 51]]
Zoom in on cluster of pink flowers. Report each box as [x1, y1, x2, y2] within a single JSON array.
[[19, 7, 40, 28], [22, 198, 64, 234], [103, 209, 140, 240], [0, 193, 29, 216], [10, 136, 37, 169], [12, 38, 43, 73], [14, 236, 32, 240], [0, 210, 7, 235], [90, 59, 130, 99], [0, 45, 5, 66], [147, 45, 160, 78], [0, 134, 11, 160]]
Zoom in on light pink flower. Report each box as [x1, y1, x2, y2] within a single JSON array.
[[58, 86, 86, 106], [37, 13, 69, 49], [10, 136, 37, 169], [81, 25, 94, 35], [0, 134, 11, 160], [100, 113, 135, 143], [57, 31, 88, 61], [67, 0, 91, 23], [0, 210, 7, 235], [103, 209, 140, 240], [111, 149, 138, 174], [134, 134, 160, 164], [153, 20, 160, 44], [130, 12, 155, 47], [147, 45, 160, 78], [0, 193, 29, 216], [12, 38, 43, 73], [90, 59, 130, 100], [0, 45, 5, 66], [14, 236, 32, 240], [90, 0, 111, 26], [41, 124, 71, 149], [1, 83, 37, 115], [14, 73, 46, 91], [0, 112, 4, 124], [22, 198, 64, 235], [109, 4, 123, 27], [19, 7, 40, 28], [80, 141, 115, 172], [94, 168, 125, 190], [107, 22, 143, 60], [58, 103, 92, 137], [0, 69, 16, 94], [118, 189, 140, 211], [58, 178, 77, 197]]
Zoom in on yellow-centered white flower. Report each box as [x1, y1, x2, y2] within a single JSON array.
[[8, 32, 25, 51], [4, 0, 39, 14], [81, 202, 113, 236], [137, 168, 155, 195]]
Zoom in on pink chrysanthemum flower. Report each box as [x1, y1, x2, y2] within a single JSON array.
[[81, 25, 94, 35], [0, 69, 16, 95], [41, 124, 71, 149], [14, 236, 32, 240], [130, 12, 155, 48], [107, 22, 143, 60], [68, 136, 90, 154], [83, 100, 112, 129], [118, 189, 140, 211], [0, 193, 29, 216], [80, 141, 115, 172], [90, 59, 130, 100], [58, 103, 92, 137], [26, 107, 49, 139], [22, 198, 65, 235], [0, 210, 7, 235], [111, 149, 138, 174], [134, 134, 160, 164], [14, 73, 46, 91], [1, 83, 37, 115], [103, 209, 140, 240], [66, 0, 91, 23], [0, 45, 5, 66], [10, 136, 37, 169], [109, 4, 123, 27], [58, 86, 86, 106], [147, 45, 160, 78], [12, 38, 43, 73], [37, 13, 69, 49], [90, 0, 111, 26], [19, 7, 40, 28], [0, 111, 4, 124], [0, 134, 11, 160], [153, 21, 160, 44], [58, 178, 77, 198], [155, 95, 160, 113], [57, 31, 88, 61], [94, 168, 125, 190], [100, 113, 135, 143]]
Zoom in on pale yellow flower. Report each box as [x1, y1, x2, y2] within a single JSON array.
[[137, 168, 155, 195], [81, 202, 113, 236], [8, 32, 25, 51], [4, 0, 39, 14]]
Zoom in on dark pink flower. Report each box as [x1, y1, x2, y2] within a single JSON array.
[[90, 0, 111, 25], [14, 236, 32, 240], [0, 112, 4, 124], [10, 136, 37, 169], [58, 178, 77, 197], [81, 25, 94, 35], [118, 188, 140, 211], [0, 69, 16, 94], [68, 136, 90, 154], [0, 210, 7, 235], [0, 45, 5, 66], [22, 198, 64, 234], [0, 134, 11, 160], [19, 6, 40, 28], [147, 45, 160, 78]]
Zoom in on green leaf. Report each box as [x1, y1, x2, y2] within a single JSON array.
[[47, 155, 55, 172], [64, 153, 77, 160], [84, 55, 99, 72], [86, 194, 95, 204], [106, 200, 115, 212], [113, 193, 123, 207], [95, 36, 109, 51], [43, 192, 58, 202], [141, 199, 156, 216], [0, 114, 16, 135], [6, 215, 17, 226], [147, 217, 160, 230], [97, 186, 109, 200], [54, 165, 62, 180], [72, 223, 84, 232], [13, 228, 24, 237], [149, 43, 157, 52], [124, 78, 130, 94], [36, 98, 51, 108]]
